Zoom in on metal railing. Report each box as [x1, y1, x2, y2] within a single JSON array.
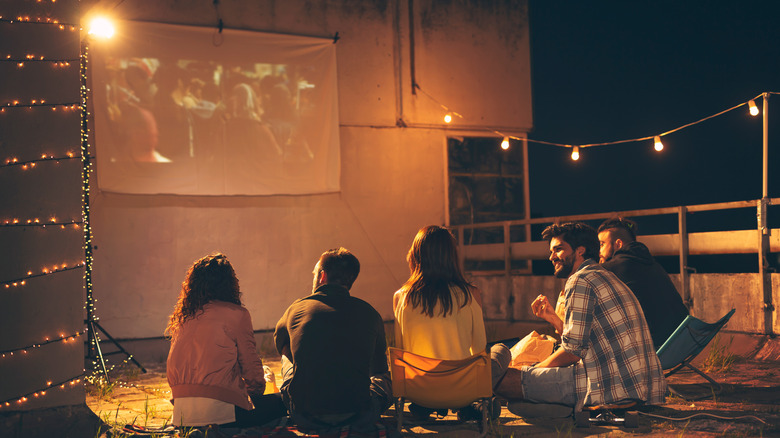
[[452, 197, 779, 335]]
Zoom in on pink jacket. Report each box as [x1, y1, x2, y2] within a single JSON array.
[[167, 301, 265, 410]]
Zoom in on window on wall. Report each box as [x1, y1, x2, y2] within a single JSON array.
[[448, 136, 529, 271], [448, 136, 526, 226]]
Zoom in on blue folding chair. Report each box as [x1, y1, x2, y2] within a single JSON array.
[[655, 308, 736, 399]]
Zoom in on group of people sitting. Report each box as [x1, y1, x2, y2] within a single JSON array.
[[164, 218, 688, 431]]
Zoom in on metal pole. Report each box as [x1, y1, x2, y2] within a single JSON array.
[[758, 92, 774, 336], [678, 206, 691, 309]]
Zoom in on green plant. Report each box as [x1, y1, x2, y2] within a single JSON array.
[[701, 335, 737, 373], [554, 420, 574, 437]]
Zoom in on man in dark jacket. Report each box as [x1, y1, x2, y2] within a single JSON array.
[[274, 247, 390, 431], [598, 218, 689, 348]]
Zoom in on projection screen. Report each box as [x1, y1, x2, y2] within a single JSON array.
[[90, 20, 340, 195]]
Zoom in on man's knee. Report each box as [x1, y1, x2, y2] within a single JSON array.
[[494, 367, 524, 400]]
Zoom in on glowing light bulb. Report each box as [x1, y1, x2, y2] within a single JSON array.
[[88, 17, 114, 39], [571, 146, 580, 161], [749, 99, 759, 116], [500, 137, 510, 150], [443, 113, 452, 124], [653, 136, 664, 152]]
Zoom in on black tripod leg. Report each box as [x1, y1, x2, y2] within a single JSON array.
[[86, 319, 111, 383], [94, 321, 147, 373]]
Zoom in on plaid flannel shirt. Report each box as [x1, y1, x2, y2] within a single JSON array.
[[560, 259, 667, 410]]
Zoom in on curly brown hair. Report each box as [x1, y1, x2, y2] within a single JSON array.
[[164, 253, 241, 339]]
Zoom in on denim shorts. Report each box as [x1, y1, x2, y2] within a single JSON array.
[[520, 364, 577, 406]]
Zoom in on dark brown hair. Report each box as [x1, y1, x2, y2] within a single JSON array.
[[598, 217, 638, 242], [541, 222, 600, 261], [399, 225, 473, 317], [318, 247, 361, 289]]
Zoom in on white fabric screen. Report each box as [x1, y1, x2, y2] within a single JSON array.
[[91, 20, 340, 195]]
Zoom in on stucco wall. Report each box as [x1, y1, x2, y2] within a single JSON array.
[[0, 0, 85, 410], [85, 0, 533, 338]]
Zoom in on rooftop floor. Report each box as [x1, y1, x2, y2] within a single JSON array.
[[86, 353, 780, 438]]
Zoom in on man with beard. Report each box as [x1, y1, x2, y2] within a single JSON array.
[[495, 222, 666, 412], [598, 217, 689, 348]]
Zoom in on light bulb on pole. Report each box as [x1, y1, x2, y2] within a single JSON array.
[[571, 146, 580, 161], [749, 99, 759, 116]]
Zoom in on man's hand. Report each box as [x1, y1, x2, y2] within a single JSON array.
[[531, 294, 564, 334]]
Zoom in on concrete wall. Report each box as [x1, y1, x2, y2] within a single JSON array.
[[84, 0, 533, 339], [0, 0, 86, 411], [471, 272, 779, 336]]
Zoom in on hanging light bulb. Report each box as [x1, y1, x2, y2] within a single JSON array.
[[500, 137, 510, 150], [748, 99, 759, 116], [443, 113, 452, 124], [571, 146, 580, 161], [653, 136, 664, 152]]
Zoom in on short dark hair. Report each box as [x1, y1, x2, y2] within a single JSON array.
[[541, 222, 599, 261], [598, 217, 637, 243], [319, 247, 360, 289]]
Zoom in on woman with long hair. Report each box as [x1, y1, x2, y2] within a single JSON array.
[[166, 253, 286, 429], [393, 226, 510, 419]]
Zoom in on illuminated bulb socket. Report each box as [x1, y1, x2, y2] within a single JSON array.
[[653, 136, 664, 152]]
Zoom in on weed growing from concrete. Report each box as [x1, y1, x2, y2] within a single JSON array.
[[702, 335, 737, 373]]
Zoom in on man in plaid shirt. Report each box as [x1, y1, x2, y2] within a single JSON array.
[[496, 222, 666, 411]]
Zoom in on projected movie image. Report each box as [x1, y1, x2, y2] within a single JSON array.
[[91, 21, 340, 196]]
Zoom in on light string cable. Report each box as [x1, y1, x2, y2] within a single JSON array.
[[638, 411, 768, 425], [414, 84, 769, 151], [0, 331, 84, 359], [2, 261, 86, 289], [0, 15, 78, 31], [0, 376, 84, 409], [1, 152, 83, 170]]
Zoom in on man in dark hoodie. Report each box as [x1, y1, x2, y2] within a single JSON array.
[[598, 218, 689, 348]]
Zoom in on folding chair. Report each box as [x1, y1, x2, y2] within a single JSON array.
[[655, 308, 736, 399], [388, 347, 493, 437]]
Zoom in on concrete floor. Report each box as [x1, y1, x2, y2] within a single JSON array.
[[84, 353, 780, 437]]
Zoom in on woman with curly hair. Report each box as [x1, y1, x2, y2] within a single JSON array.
[[393, 226, 510, 420], [166, 253, 286, 428]]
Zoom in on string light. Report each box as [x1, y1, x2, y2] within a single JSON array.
[[0, 332, 83, 359], [571, 146, 580, 161], [0, 218, 81, 228], [0, 16, 78, 31], [2, 262, 86, 289], [749, 99, 759, 116], [0, 376, 83, 409], [1, 153, 81, 170], [654, 136, 664, 152], [413, 85, 775, 156], [0, 101, 79, 110], [443, 113, 453, 123], [500, 137, 510, 150]]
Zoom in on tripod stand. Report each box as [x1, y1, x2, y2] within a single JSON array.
[[81, 39, 145, 383]]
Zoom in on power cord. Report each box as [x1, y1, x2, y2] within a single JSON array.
[[639, 411, 768, 425]]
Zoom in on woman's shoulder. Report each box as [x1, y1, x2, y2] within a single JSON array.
[[204, 300, 247, 314]]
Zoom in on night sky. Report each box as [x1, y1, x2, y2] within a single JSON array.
[[526, 1, 780, 226]]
